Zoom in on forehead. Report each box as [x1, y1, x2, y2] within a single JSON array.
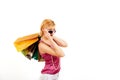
[[46, 26, 55, 29]]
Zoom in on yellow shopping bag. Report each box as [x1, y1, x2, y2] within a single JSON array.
[[14, 33, 39, 52], [13, 33, 44, 62]]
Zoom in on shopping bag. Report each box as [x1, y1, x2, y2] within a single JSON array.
[[14, 33, 44, 62], [21, 39, 44, 61], [14, 33, 39, 52]]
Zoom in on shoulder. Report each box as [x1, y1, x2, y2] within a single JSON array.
[[38, 41, 51, 54], [38, 41, 46, 54]]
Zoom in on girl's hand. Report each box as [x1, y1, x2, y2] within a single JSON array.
[[43, 29, 53, 41]]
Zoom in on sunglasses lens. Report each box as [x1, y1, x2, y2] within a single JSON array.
[[48, 31, 53, 34]]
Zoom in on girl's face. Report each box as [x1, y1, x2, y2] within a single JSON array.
[[44, 26, 56, 36]]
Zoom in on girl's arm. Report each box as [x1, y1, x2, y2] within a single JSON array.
[[53, 36, 68, 47], [38, 40, 65, 57], [38, 29, 65, 57]]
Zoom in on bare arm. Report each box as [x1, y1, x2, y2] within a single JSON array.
[[53, 36, 68, 47], [38, 40, 65, 57], [38, 29, 65, 57]]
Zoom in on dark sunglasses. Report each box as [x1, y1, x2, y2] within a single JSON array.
[[48, 29, 56, 34]]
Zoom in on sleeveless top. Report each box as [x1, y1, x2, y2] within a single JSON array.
[[40, 53, 60, 74]]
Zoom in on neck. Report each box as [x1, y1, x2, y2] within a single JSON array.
[[41, 36, 48, 41]]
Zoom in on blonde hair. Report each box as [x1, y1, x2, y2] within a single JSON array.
[[39, 19, 55, 36]]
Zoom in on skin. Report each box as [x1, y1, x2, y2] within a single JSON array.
[[38, 26, 68, 57]]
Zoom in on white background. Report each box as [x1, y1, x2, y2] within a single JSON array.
[[0, 0, 120, 80]]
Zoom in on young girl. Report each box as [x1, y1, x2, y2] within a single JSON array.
[[38, 19, 68, 80]]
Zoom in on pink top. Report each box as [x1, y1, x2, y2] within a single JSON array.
[[40, 53, 60, 74]]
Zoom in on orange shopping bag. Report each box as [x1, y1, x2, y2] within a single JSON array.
[[14, 33, 39, 52], [14, 33, 44, 62]]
